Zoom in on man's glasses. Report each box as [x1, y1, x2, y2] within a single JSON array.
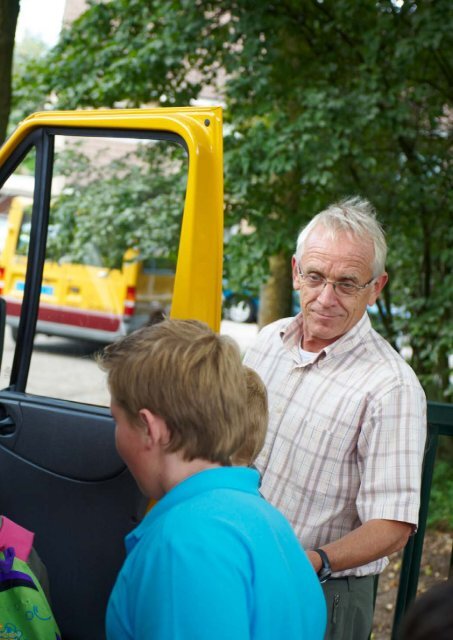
[[297, 268, 375, 297]]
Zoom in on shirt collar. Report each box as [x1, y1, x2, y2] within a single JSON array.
[[125, 466, 261, 552], [280, 311, 373, 361]]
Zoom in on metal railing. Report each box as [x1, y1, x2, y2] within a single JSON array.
[[390, 401, 453, 638]]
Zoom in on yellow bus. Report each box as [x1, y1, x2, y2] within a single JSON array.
[[0, 196, 176, 342]]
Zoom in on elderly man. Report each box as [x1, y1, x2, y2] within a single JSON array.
[[244, 197, 426, 640]]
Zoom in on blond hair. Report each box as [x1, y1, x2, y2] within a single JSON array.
[[97, 319, 248, 465], [232, 366, 268, 466]]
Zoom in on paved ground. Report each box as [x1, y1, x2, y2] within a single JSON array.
[[220, 319, 258, 354], [1, 321, 259, 405]]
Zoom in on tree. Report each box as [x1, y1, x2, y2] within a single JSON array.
[[9, 34, 50, 136], [48, 141, 187, 269], [15, 0, 453, 399], [0, 0, 20, 143]]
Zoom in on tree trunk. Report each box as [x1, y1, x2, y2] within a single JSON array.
[[0, 0, 20, 144], [258, 252, 293, 328]]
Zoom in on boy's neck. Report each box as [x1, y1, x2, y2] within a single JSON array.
[[159, 454, 222, 496]]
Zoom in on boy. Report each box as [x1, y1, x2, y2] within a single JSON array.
[[232, 365, 268, 467], [98, 319, 326, 640]]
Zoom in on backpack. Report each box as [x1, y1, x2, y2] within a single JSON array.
[[0, 546, 61, 639]]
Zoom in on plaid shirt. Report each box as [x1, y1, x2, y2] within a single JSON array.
[[244, 312, 426, 577]]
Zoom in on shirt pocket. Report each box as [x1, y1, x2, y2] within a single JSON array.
[[291, 419, 337, 502], [266, 419, 337, 520]]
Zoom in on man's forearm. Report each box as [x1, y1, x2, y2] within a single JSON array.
[[307, 519, 413, 574]]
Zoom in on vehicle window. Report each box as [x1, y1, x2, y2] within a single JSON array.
[[0, 216, 8, 253], [0, 147, 35, 390], [15, 212, 31, 255], [0, 132, 188, 405]]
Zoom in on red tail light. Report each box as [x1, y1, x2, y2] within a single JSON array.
[[0, 267, 4, 296], [123, 286, 136, 317]]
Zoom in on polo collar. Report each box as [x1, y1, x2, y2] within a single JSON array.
[[126, 466, 261, 552]]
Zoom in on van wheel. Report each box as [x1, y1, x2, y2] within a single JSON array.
[[228, 297, 256, 323]]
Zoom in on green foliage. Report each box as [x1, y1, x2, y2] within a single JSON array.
[[48, 141, 187, 269], [0, 0, 20, 143], [223, 230, 269, 297], [427, 458, 453, 531], [9, 36, 51, 135], [13, 0, 453, 399]]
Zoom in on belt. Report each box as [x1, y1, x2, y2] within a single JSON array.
[[324, 575, 375, 593]]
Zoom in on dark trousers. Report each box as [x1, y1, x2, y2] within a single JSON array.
[[322, 575, 375, 640]]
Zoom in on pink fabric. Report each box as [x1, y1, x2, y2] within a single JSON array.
[[0, 515, 34, 561]]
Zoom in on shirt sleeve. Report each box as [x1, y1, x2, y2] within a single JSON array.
[[356, 380, 427, 527]]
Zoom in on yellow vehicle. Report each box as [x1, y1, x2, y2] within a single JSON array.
[[0, 106, 223, 640], [0, 196, 176, 342], [0, 107, 223, 344]]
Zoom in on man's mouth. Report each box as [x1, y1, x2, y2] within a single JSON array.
[[311, 309, 341, 319]]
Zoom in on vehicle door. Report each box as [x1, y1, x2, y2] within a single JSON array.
[[0, 107, 223, 640]]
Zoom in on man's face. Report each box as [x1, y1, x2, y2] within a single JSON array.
[[292, 226, 388, 352]]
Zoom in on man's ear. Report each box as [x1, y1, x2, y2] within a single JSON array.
[[138, 409, 170, 449], [368, 272, 389, 306], [292, 255, 301, 290]]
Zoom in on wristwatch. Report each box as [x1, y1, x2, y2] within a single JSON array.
[[314, 548, 332, 583]]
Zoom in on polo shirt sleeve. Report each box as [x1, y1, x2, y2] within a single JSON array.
[[356, 380, 427, 527], [130, 520, 252, 640]]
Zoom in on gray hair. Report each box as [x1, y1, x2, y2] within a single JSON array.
[[295, 197, 387, 276]]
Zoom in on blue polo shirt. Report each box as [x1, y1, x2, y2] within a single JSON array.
[[106, 466, 326, 639]]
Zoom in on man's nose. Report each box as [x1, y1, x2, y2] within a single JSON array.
[[316, 282, 338, 304]]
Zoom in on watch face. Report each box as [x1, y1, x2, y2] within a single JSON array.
[[318, 568, 331, 584]]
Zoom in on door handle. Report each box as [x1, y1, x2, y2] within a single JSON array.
[[0, 416, 15, 435]]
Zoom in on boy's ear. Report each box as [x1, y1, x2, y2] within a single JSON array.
[[138, 409, 170, 448]]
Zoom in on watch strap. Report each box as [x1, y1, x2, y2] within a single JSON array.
[[314, 548, 332, 583]]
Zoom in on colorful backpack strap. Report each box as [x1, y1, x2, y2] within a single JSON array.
[[0, 547, 38, 592], [0, 547, 61, 639]]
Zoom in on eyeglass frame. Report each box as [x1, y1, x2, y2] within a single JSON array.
[[296, 267, 376, 297]]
